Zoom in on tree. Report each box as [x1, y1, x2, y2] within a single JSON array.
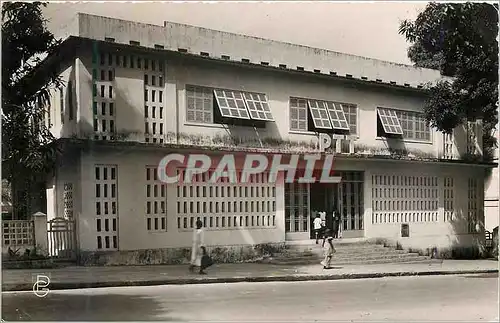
[[2, 2, 61, 218], [399, 2, 498, 159]]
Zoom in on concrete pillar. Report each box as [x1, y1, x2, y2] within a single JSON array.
[[32, 212, 48, 255]]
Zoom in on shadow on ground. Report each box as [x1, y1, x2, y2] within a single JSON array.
[[1, 293, 184, 321]]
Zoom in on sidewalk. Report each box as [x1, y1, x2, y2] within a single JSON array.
[[2, 260, 498, 291]]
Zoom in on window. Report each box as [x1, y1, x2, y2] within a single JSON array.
[[377, 107, 431, 141], [242, 93, 273, 121], [214, 90, 250, 119], [186, 86, 213, 123], [186, 85, 274, 125], [377, 107, 403, 135], [289, 97, 357, 134]]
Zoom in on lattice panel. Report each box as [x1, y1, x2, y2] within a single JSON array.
[[443, 177, 455, 221], [467, 178, 478, 233], [144, 72, 165, 143], [2, 220, 34, 246], [176, 170, 276, 231], [145, 167, 167, 232], [467, 122, 478, 155], [371, 175, 439, 224], [63, 183, 74, 220], [92, 66, 116, 141], [95, 165, 118, 250], [443, 132, 454, 159]]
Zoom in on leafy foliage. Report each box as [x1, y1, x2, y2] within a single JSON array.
[[2, 2, 62, 218], [399, 2, 498, 157]]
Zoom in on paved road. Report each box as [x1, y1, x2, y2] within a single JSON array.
[[2, 273, 498, 321]]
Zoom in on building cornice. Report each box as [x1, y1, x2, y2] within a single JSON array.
[[58, 138, 498, 168]]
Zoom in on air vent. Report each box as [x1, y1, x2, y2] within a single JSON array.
[[261, 61, 269, 66], [361, 76, 368, 80], [296, 66, 304, 71], [178, 48, 188, 53], [154, 44, 164, 49], [200, 51, 209, 57], [417, 85, 423, 89], [376, 79, 382, 82], [221, 55, 230, 60], [390, 81, 396, 85], [346, 74, 353, 78], [129, 40, 140, 46], [314, 69, 321, 73], [279, 64, 287, 68], [329, 71, 337, 76], [404, 83, 410, 87], [241, 58, 250, 63], [104, 37, 115, 42]]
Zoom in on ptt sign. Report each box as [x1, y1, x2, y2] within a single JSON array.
[[319, 133, 357, 153]]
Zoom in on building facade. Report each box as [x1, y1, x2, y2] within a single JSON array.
[[37, 14, 495, 262]]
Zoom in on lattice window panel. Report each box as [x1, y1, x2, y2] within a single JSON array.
[[2, 221, 34, 246], [285, 183, 309, 233], [467, 178, 478, 233], [176, 170, 276, 231], [101, 52, 164, 74], [467, 121, 477, 155], [443, 177, 455, 221], [93, 68, 116, 140], [144, 71, 165, 143], [371, 175, 439, 224], [186, 85, 213, 123], [145, 166, 167, 232], [95, 165, 118, 250], [63, 183, 74, 220], [443, 132, 454, 159]]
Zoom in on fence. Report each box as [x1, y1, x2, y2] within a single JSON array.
[[2, 213, 76, 261], [2, 220, 35, 255]]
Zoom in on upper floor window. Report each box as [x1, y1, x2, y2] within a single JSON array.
[[289, 97, 357, 135], [185, 85, 275, 127], [376, 107, 431, 141]]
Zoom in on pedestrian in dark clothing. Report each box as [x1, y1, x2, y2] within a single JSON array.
[[332, 209, 341, 239]]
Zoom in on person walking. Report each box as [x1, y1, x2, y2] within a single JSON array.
[[313, 214, 322, 244], [320, 231, 336, 269], [189, 219, 207, 275]]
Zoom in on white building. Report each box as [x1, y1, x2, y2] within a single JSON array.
[[37, 14, 496, 264]]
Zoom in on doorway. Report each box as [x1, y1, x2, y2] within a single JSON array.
[[309, 183, 339, 238]]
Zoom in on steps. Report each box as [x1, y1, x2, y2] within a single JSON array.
[[258, 241, 434, 265]]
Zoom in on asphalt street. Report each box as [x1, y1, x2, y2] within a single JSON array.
[[2, 273, 498, 321]]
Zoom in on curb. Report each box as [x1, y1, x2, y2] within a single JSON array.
[[2, 269, 497, 292]]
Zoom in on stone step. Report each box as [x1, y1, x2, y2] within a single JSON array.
[[272, 252, 425, 263], [260, 255, 432, 266], [287, 248, 411, 256], [287, 244, 390, 252]]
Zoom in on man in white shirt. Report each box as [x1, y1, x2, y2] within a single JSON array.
[[313, 214, 323, 244]]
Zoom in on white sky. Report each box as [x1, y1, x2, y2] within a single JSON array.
[[43, 1, 428, 65]]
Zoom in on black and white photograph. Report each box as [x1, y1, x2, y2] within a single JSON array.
[[1, 1, 499, 321]]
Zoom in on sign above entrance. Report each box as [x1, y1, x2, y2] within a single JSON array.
[[319, 134, 357, 153]]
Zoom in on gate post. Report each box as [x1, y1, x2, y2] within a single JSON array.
[[32, 212, 48, 256]]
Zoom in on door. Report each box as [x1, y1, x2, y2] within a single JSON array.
[[337, 171, 364, 238], [285, 183, 310, 240]]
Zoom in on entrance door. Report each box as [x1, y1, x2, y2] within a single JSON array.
[[338, 171, 364, 238], [284, 183, 309, 240]]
